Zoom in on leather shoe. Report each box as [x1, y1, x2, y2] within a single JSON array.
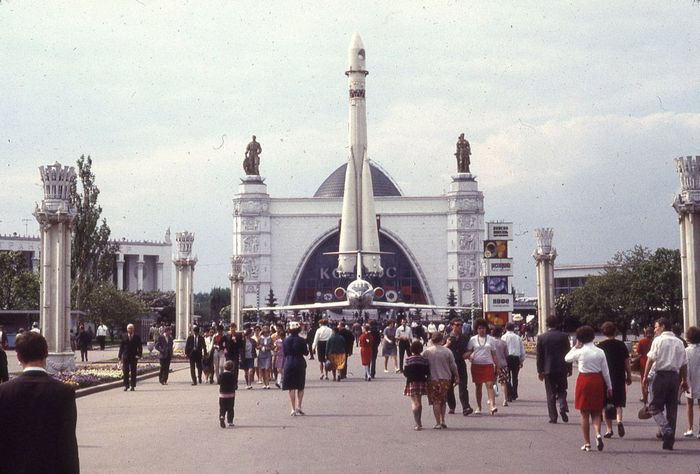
[[130, 387, 135, 391], [662, 438, 674, 450], [548, 420, 557, 424], [560, 411, 569, 423], [124, 387, 128, 391], [463, 407, 474, 416]]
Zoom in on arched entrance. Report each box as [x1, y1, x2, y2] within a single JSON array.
[[290, 231, 429, 306]]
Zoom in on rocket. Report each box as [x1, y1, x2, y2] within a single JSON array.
[[337, 33, 383, 276]]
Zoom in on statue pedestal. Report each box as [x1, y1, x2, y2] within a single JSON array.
[[449, 174, 479, 193], [46, 352, 76, 374], [173, 339, 186, 352]]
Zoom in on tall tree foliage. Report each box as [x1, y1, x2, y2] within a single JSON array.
[[568, 246, 681, 336], [71, 155, 119, 311], [0, 251, 40, 310], [446, 287, 458, 318], [265, 289, 277, 322], [83, 282, 147, 329]]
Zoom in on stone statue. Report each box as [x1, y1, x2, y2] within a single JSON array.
[[455, 133, 471, 174], [243, 135, 262, 175]]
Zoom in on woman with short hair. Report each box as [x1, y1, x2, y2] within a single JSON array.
[[597, 321, 632, 438], [403, 340, 430, 430], [466, 319, 499, 415], [283, 321, 309, 416], [565, 325, 613, 452]]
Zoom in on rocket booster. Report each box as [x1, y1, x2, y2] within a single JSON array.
[[338, 33, 382, 275]]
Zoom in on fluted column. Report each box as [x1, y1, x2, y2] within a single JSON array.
[[533, 228, 556, 335], [229, 255, 245, 328], [673, 156, 700, 331], [33, 162, 77, 373], [173, 231, 197, 350], [136, 256, 144, 291]]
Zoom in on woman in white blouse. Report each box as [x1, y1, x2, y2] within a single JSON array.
[[466, 319, 499, 415], [565, 325, 612, 452]]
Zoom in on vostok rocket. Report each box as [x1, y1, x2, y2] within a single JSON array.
[[337, 33, 383, 276]]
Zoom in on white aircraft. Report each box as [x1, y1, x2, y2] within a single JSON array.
[[243, 34, 473, 316]]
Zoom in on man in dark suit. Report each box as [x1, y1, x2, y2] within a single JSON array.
[[0, 324, 8, 383], [0, 331, 79, 473], [155, 325, 174, 384], [118, 323, 143, 391], [185, 325, 205, 385], [536, 316, 572, 423]]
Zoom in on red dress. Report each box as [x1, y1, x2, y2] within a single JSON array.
[[637, 336, 652, 375], [359, 332, 374, 365]]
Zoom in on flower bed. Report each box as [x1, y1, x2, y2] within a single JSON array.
[[52, 364, 158, 389]]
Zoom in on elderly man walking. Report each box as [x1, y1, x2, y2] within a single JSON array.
[[422, 332, 459, 429], [642, 317, 688, 450], [119, 323, 143, 391]]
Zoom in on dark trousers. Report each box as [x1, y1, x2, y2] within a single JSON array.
[[398, 340, 410, 371], [80, 348, 88, 362], [543, 373, 568, 422], [190, 357, 203, 383], [159, 357, 171, 383], [648, 371, 680, 441], [308, 341, 314, 359], [97, 335, 106, 350], [447, 362, 471, 412], [122, 358, 137, 388], [370, 347, 379, 378], [219, 397, 235, 423], [506, 355, 521, 399]]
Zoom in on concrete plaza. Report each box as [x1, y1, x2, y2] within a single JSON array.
[[73, 352, 699, 473]]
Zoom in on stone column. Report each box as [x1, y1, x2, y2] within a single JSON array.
[[136, 256, 144, 291], [446, 173, 485, 308], [33, 162, 77, 373], [533, 228, 556, 335], [229, 255, 244, 328], [156, 259, 164, 291], [116, 255, 124, 290], [673, 156, 700, 331], [173, 231, 197, 350]]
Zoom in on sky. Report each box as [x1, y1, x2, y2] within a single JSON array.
[[1, 1, 699, 295]]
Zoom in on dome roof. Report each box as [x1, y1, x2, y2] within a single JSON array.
[[313, 161, 402, 198]]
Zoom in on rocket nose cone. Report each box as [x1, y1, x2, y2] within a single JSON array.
[[347, 33, 366, 71]]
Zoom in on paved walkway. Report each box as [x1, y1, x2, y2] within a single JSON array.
[[73, 352, 699, 473]]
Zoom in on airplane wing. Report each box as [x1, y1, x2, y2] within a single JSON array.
[[241, 301, 350, 312], [371, 301, 474, 312]]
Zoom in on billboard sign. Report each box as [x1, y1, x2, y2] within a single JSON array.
[[482, 258, 513, 277], [483, 294, 514, 312], [483, 240, 508, 259], [487, 222, 513, 240], [484, 276, 509, 295]]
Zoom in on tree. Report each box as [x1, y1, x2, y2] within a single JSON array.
[[446, 287, 458, 318], [136, 290, 176, 323], [0, 251, 40, 310], [209, 287, 230, 320], [568, 246, 681, 338], [71, 155, 119, 311], [265, 289, 277, 322], [83, 282, 147, 329]]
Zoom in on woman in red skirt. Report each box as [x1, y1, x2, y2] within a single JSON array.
[[565, 325, 613, 452], [359, 324, 375, 381]]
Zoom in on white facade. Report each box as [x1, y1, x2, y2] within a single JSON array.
[[0, 232, 173, 292], [232, 175, 485, 312]]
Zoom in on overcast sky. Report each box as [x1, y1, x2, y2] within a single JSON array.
[[2, 1, 699, 296]]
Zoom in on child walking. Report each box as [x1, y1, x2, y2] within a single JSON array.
[[219, 360, 237, 428]]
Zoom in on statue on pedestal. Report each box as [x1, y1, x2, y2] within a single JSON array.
[[455, 133, 471, 174], [243, 135, 262, 175]]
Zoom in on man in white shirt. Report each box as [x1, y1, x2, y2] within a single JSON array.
[[312, 319, 333, 380], [642, 317, 688, 450], [502, 322, 526, 401], [96, 322, 109, 350], [395, 318, 413, 373]]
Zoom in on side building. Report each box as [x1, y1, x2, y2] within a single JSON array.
[[0, 230, 173, 292], [553, 263, 606, 296]]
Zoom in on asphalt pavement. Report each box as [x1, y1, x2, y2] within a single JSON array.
[[71, 348, 700, 473]]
